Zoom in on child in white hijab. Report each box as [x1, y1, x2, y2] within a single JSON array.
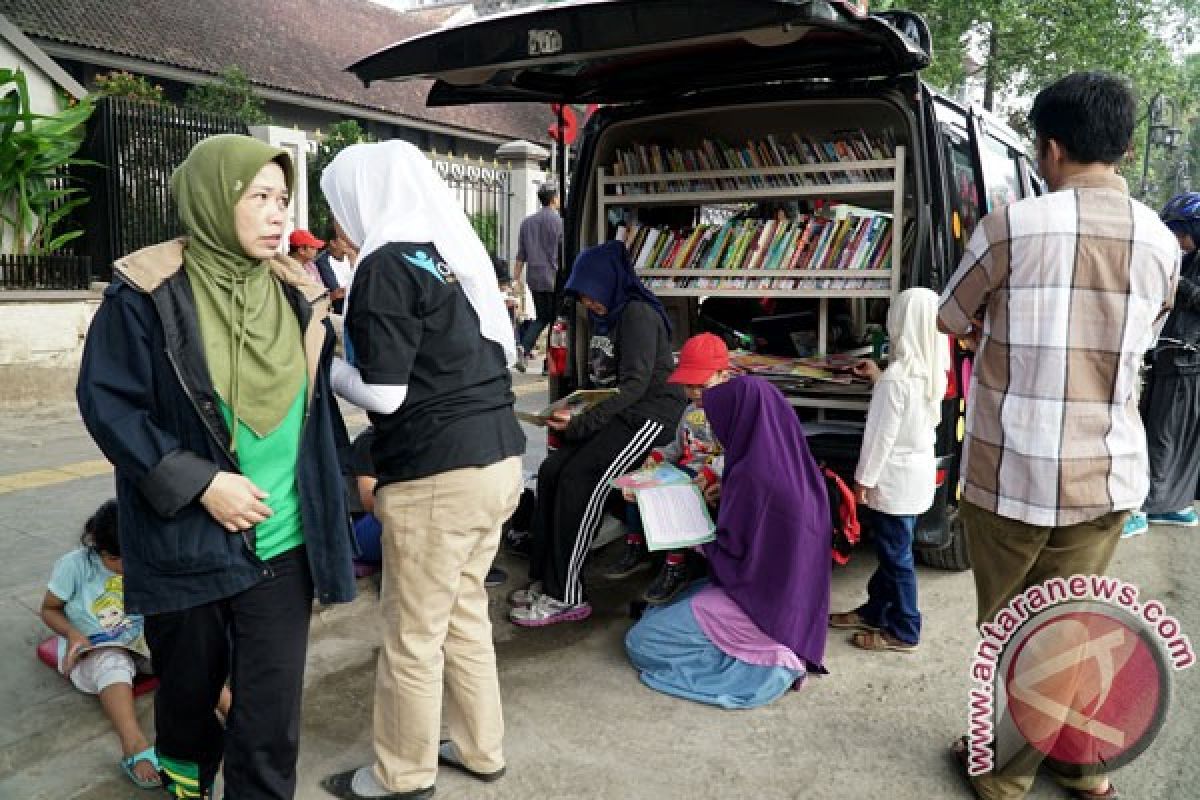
[[830, 288, 950, 654]]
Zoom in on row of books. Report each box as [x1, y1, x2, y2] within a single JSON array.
[[619, 204, 895, 274], [608, 129, 898, 194], [643, 277, 892, 292]]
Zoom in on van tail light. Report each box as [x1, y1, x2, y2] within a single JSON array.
[[944, 337, 958, 399], [547, 317, 569, 378]]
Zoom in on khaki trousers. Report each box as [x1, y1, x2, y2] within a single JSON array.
[[371, 457, 522, 792], [959, 500, 1127, 800]]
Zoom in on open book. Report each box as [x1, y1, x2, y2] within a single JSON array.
[[516, 389, 619, 426], [634, 484, 717, 551], [611, 462, 694, 491]]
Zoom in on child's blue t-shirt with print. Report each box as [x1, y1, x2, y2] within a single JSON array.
[[47, 548, 146, 668]]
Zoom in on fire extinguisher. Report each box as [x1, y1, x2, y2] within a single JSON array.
[[547, 317, 569, 377]]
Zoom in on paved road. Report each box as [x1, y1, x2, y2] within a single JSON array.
[[1, 377, 1197, 799]]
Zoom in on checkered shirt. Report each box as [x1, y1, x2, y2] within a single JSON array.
[[939, 172, 1181, 527]]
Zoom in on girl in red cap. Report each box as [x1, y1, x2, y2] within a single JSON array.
[[604, 332, 733, 604]]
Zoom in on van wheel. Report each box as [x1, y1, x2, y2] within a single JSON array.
[[917, 507, 971, 571]]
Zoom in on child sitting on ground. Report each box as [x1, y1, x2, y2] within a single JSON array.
[[829, 288, 948, 653], [40, 500, 231, 788], [604, 333, 732, 604]]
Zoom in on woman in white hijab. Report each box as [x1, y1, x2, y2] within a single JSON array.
[[829, 288, 949, 654], [319, 141, 525, 800]]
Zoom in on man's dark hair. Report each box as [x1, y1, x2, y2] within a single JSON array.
[[1028, 71, 1135, 164], [537, 184, 559, 207]]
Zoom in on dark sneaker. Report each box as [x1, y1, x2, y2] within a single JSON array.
[[602, 539, 651, 580], [485, 566, 508, 588], [504, 528, 533, 559], [643, 561, 689, 605]]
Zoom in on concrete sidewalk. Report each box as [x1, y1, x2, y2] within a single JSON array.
[[1, 377, 1199, 799]]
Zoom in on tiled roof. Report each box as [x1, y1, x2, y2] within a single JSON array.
[[0, 0, 553, 144]]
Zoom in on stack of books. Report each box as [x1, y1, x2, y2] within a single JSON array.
[[623, 204, 896, 292], [608, 129, 898, 195]]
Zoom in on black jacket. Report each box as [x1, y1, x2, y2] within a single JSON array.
[[1155, 250, 1200, 376], [313, 251, 344, 314], [566, 299, 685, 441], [77, 239, 357, 615]]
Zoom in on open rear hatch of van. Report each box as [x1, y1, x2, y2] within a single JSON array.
[[348, 0, 930, 105]]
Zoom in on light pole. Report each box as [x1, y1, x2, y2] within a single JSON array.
[[1139, 92, 1183, 201]]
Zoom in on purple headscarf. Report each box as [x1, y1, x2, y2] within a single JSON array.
[[701, 375, 832, 671]]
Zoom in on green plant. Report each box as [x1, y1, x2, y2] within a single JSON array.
[[93, 70, 167, 106], [468, 211, 499, 255], [307, 120, 375, 235], [0, 68, 95, 255], [184, 66, 269, 125]]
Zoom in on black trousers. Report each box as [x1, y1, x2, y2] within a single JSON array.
[[1141, 369, 1200, 514], [530, 416, 669, 605], [519, 290, 557, 354], [144, 547, 314, 800]]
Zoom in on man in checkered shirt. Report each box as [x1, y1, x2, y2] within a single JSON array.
[[939, 72, 1180, 800]]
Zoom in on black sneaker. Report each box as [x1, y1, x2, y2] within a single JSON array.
[[643, 561, 689, 605], [602, 539, 651, 580], [504, 528, 533, 559], [485, 566, 508, 588]]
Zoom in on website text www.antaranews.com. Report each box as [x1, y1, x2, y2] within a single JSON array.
[[965, 574, 1195, 775]]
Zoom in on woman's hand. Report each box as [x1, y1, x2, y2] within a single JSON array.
[[545, 408, 573, 431], [697, 473, 721, 507], [853, 481, 870, 505], [852, 359, 882, 383], [62, 631, 91, 674], [200, 471, 273, 532]]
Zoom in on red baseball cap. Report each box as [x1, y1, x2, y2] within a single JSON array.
[[669, 333, 730, 385], [288, 229, 325, 249]]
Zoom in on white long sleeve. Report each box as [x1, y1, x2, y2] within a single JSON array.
[[856, 377, 905, 489], [855, 374, 939, 516], [330, 357, 407, 414]]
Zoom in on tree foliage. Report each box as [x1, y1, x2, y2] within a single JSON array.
[[879, 0, 1196, 112], [307, 120, 375, 235], [92, 71, 167, 106], [184, 66, 269, 126]]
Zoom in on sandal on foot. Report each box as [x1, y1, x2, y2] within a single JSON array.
[[829, 611, 880, 631], [950, 736, 983, 798], [1069, 785, 1119, 799], [120, 746, 161, 789], [851, 629, 918, 653]]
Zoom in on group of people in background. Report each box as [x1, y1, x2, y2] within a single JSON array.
[[50, 68, 1196, 800]]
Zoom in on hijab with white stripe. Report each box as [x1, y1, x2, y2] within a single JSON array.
[[319, 140, 517, 365], [882, 287, 949, 427]]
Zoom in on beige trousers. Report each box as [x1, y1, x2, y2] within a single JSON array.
[[960, 500, 1126, 800], [371, 456, 523, 792]]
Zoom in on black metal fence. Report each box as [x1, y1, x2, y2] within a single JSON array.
[[74, 98, 248, 281], [432, 156, 513, 264], [0, 254, 93, 290]]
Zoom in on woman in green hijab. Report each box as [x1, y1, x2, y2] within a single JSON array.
[[77, 134, 357, 800]]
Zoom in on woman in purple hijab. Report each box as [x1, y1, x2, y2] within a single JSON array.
[[625, 375, 832, 708]]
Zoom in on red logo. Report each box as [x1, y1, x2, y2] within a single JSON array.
[[1002, 603, 1171, 773]]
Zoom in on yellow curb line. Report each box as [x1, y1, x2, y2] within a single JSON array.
[[0, 384, 549, 497], [0, 459, 112, 495]]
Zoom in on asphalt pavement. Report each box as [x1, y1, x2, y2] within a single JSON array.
[[0, 373, 1197, 799]]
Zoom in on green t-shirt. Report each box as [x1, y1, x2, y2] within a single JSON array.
[[218, 386, 306, 560]]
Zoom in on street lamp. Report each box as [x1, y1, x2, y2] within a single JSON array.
[[1140, 91, 1183, 200]]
